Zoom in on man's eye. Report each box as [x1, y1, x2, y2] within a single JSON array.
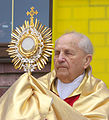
[[65, 51, 75, 56], [65, 51, 72, 55], [66, 52, 71, 54], [55, 51, 60, 55]]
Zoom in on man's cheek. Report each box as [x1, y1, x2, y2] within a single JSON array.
[[54, 62, 57, 70], [54, 60, 57, 66]]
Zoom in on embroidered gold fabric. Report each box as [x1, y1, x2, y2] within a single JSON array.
[[0, 67, 109, 120]]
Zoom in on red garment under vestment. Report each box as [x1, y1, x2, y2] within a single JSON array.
[[64, 95, 80, 106]]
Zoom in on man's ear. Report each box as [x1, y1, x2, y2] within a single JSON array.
[[84, 54, 92, 69]]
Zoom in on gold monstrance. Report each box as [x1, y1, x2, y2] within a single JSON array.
[[7, 7, 52, 72]]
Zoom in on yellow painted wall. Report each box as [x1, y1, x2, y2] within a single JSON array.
[[52, 0, 109, 88]]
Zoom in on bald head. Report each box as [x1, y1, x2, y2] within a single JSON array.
[[55, 32, 93, 55]]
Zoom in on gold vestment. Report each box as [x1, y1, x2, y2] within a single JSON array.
[[0, 67, 109, 120]]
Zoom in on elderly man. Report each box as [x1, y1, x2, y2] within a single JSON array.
[[0, 32, 109, 120], [50, 32, 109, 119], [53, 32, 93, 99]]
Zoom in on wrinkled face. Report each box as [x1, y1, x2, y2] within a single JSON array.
[[54, 34, 88, 83]]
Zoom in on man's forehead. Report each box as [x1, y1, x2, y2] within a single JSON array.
[[57, 34, 80, 44], [55, 35, 79, 48], [55, 42, 77, 52], [54, 47, 75, 52]]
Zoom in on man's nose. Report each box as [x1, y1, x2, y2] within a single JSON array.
[[58, 52, 65, 62]]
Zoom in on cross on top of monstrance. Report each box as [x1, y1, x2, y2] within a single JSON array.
[[7, 7, 53, 73], [26, 7, 38, 26]]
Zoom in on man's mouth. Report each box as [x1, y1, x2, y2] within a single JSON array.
[[57, 66, 67, 69]]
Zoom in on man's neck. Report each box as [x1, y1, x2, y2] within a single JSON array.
[[57, 72, 85, 99]]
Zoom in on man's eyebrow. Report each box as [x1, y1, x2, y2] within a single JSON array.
[[54, 48, 59, 51], [54, 49, 59, 52], [64, 49, 74, 52]]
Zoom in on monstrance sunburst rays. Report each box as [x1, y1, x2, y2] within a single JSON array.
[[7, 7, 53, 72]]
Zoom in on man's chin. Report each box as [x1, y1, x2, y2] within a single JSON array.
[[56, 70, 68, 77], [55, 68, 68, 76]]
